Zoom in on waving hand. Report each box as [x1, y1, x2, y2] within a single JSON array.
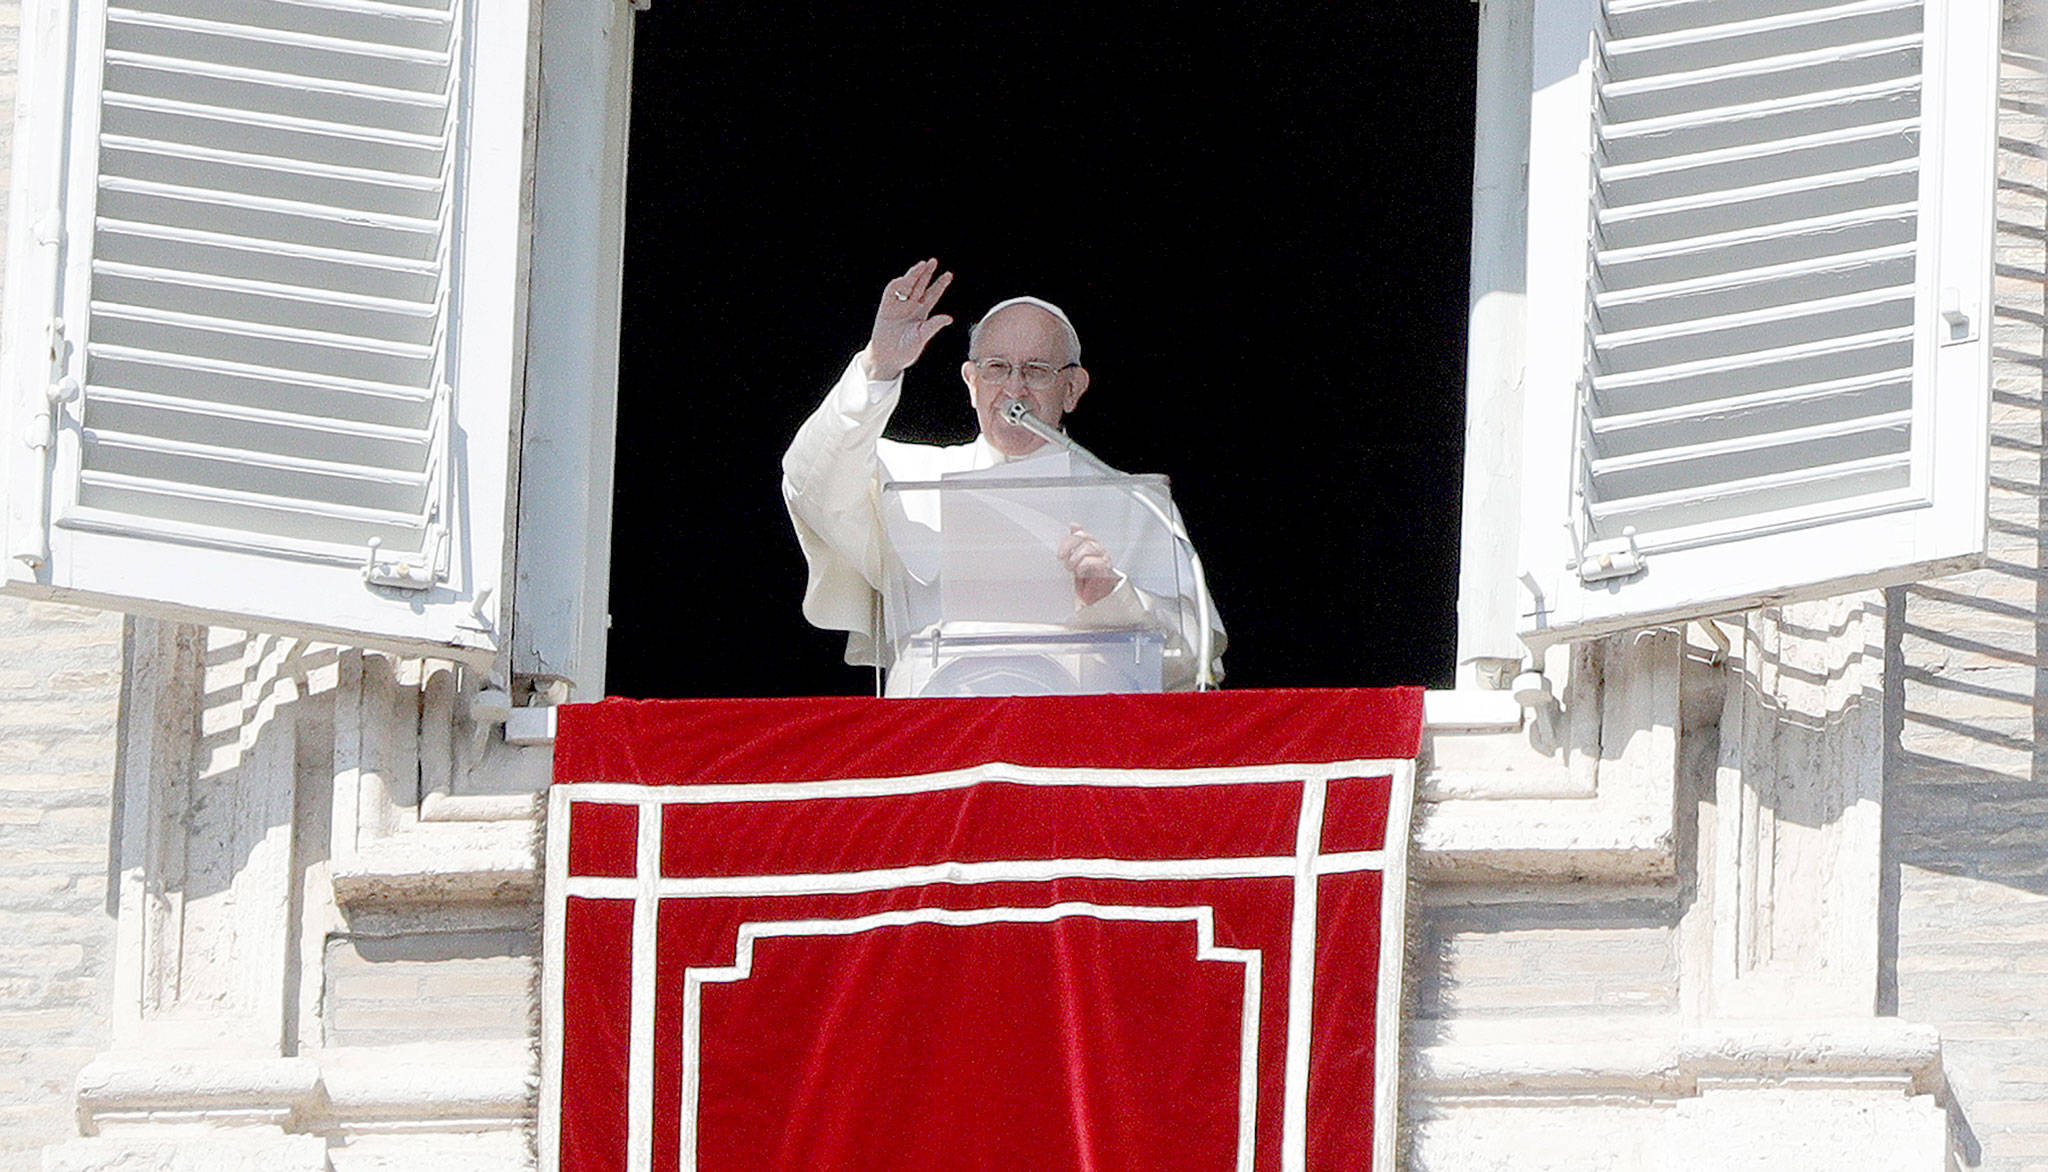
[[865, 258, 955, 381]]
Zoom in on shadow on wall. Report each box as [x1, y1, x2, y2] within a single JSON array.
[[117, 622, 342, 907], [1886, 58, 2048, 901], [113, 620, 542, 1054], [1879, 40, 2046, 1167]]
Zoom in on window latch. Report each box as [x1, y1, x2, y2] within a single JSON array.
[[1941, 287, 1978, 346]]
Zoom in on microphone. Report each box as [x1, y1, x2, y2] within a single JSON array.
[[1001, 398, 1073, 451], [997, 399, 1218, 690]]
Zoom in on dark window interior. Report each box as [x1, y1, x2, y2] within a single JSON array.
[[605, 4, 1478, 699]]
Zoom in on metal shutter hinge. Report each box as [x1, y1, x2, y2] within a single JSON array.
[[1574, 527, 1645, 584], [27, 320, 78, 450], [12, 322, 75, 572], [361, 537, 434, 590], [25, 374, 78, 452]]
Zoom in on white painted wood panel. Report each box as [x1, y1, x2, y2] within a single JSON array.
[[1517, 0, 1998, 647], [0, 0, 535, 664]]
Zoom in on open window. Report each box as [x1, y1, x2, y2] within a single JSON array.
[[0, 0, 544, 665], [0, 0, 2006, 695], [1508, 0, 2000, 648]]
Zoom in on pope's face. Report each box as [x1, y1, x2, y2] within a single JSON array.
[[963, 305, 1090, 457]]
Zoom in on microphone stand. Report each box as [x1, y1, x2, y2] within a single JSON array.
[[1001, 400, 1218, 691]]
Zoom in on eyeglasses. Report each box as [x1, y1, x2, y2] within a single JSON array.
[[972, 358, 1079, 392]]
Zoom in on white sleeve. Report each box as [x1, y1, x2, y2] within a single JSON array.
[[781, 350, 902, 665], [1072, 572, 1227, 690]]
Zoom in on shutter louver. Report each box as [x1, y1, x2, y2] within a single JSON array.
[[1576, 0, 1924, 554], [2, 0, 534, 661], [1514, 0, 1996, 647], [75, 0, 461, 585]]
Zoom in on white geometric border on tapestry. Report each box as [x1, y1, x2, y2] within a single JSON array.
[[540, 758, 1416, 1172]]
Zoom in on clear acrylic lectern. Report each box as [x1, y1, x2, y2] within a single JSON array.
[[878, 458, 1193, 698]]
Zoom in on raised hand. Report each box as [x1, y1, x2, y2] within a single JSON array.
[[865, 258, 955, 381], [1059, 523, 1120, 607]]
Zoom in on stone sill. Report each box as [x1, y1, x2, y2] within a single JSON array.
[[331, 838, 539, 904], [1411, 1018, 1944, 1102], [76, 1042, 533, 1136]]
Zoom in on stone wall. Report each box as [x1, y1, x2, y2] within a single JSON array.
[[321, 915, 534, 1049], [1414, 889, 1680, 1020], [0, 598, 120, 1172], [1888, 9, 2048, 1169], [0, 1, 125, 1165]]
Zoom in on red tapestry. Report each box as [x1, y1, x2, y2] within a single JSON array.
[[541, 689, 1421, 1172]]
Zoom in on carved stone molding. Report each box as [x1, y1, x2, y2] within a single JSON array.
[[1412, 1016, 1942, 1100], [1410, 1015, 1949, 1172], [56, 1042, 530, 1165], [1417, 629, 1682, 880], [1687, 594, 1887, 1021], [329, 652, 548, 905], [65, 621, 539, 1170], [113, 621, 325, 1055]]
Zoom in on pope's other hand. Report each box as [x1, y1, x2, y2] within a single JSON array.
[[1059, 524, 1119, 607]]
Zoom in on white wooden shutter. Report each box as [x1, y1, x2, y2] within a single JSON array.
[[0, 0, 532, 662], [1516, 0, 1998, 648]]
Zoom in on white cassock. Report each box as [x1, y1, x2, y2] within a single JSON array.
[[781, 350, 1225, 692]]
